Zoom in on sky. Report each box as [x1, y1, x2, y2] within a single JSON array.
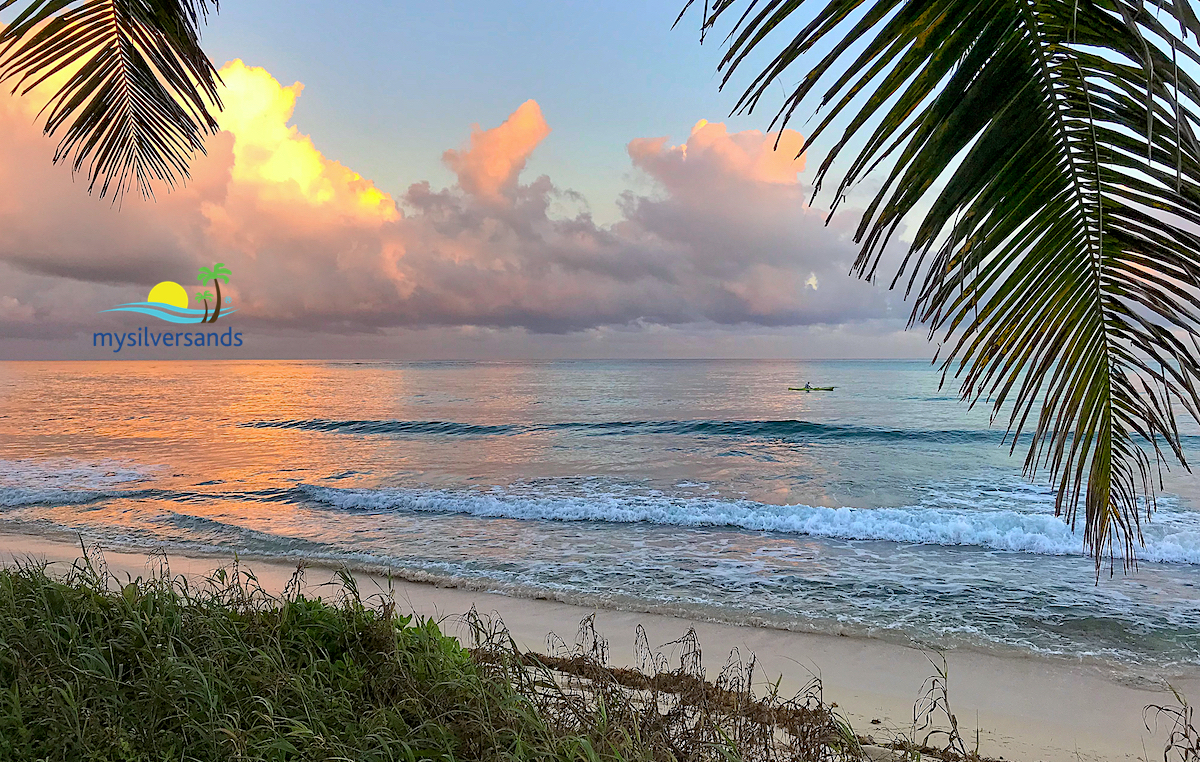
[[0, 0, 932, 360]]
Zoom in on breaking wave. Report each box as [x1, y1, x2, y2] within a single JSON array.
[[297, 483, 1200, 565], [0, 459, 158, 509]]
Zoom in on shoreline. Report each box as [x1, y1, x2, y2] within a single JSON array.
[[1, 530, 1194, 762], [3, 522, 1188, 688], [7, 520, 1190, 686]]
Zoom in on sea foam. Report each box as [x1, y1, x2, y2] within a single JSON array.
[[0, 459, 156, 508], [299, 483, 1200, 565]]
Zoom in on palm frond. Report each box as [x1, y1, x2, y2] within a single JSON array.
[[0, 0, 222, 199], [682, 0, 1200, 569]]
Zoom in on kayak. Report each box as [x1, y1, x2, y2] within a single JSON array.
[[789, 386, 836, 391]]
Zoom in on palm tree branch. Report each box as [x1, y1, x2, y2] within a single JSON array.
[[0, 0, 222, 199], [684, 0, 1200, 568]]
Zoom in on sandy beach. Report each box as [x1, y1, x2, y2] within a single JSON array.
[[1, 531, 1192, 762]]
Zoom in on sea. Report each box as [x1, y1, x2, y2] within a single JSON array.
[[1, 359, 1197, 681]]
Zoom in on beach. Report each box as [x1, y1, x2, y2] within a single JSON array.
[[2, 359, 1198, 761], [4, 1, 1199, 757], [3, 530, 1193, 762]]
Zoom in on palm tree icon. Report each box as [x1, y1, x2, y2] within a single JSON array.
[[197, 263, 231, 323], [194, 290, 214, 323]]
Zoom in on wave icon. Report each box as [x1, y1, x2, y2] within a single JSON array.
[[101, 265, 235, 324], [102, 301, 239, 324]]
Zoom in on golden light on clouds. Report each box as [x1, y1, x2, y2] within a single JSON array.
[[0, 56, 897, 348], [215, 61, 399, 221]]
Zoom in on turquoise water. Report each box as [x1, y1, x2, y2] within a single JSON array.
[[0, 359, 1197, 678], [101, 301, 239, 323]]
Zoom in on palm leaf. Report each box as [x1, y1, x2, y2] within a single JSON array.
[[681, 0, 1200, 569], [0, 0, 222, 199]]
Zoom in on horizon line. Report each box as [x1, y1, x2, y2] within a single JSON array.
[[0, 356, 935, 363]]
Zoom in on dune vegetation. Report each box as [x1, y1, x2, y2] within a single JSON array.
[[0, 552, 852, 762], [1, 551, 1194, 762], [0, 550, 987, 762]]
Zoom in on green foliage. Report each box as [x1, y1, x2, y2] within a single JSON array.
[[681, 0, 1200, 568], [4, 551, 1052, 762], [198, 262, 231, 284], [0, 0, 223, 199], [0, 553, 892, 762], [195, 290, 213, 300], [0, 558, 582, 762]]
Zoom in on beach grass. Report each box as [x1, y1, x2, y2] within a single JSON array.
[[0, 551, 875, 762], [0, 554, 605, 761], [2, 549, 1122, 762]]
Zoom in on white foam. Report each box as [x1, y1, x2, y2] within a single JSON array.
[[300, 484, 1200, 565], [0, 458, 157, 508], [0, 488, 118, 508]]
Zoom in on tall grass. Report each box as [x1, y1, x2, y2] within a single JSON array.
[[0, 549, 1019, 762], [0, 554, 585, 761]]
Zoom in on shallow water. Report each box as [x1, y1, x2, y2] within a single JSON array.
[[1, 359, 1197, 677]]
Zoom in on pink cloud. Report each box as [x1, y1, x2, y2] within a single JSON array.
[[442, 99, 551, 203], [0, 62, 896, 350], [628, 119, 807, 191]]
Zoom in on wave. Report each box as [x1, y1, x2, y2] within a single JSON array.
[[244, 419, 521, 436], [296, 484, 1200, 565], [0, 486, 282, 509], [0, 487, 128, 508], [244, 417, 1004, 444], [102, 301, 239, 324], [0, 459, 160, 508]]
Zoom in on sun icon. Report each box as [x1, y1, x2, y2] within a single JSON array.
[[146, 281, 189, 309]]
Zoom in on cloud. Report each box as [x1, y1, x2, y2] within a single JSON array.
[[0, 61, 903, 353], [628, 118, 807, 188], [442, 99, 551, 203], [215, 61, 399, 221]]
